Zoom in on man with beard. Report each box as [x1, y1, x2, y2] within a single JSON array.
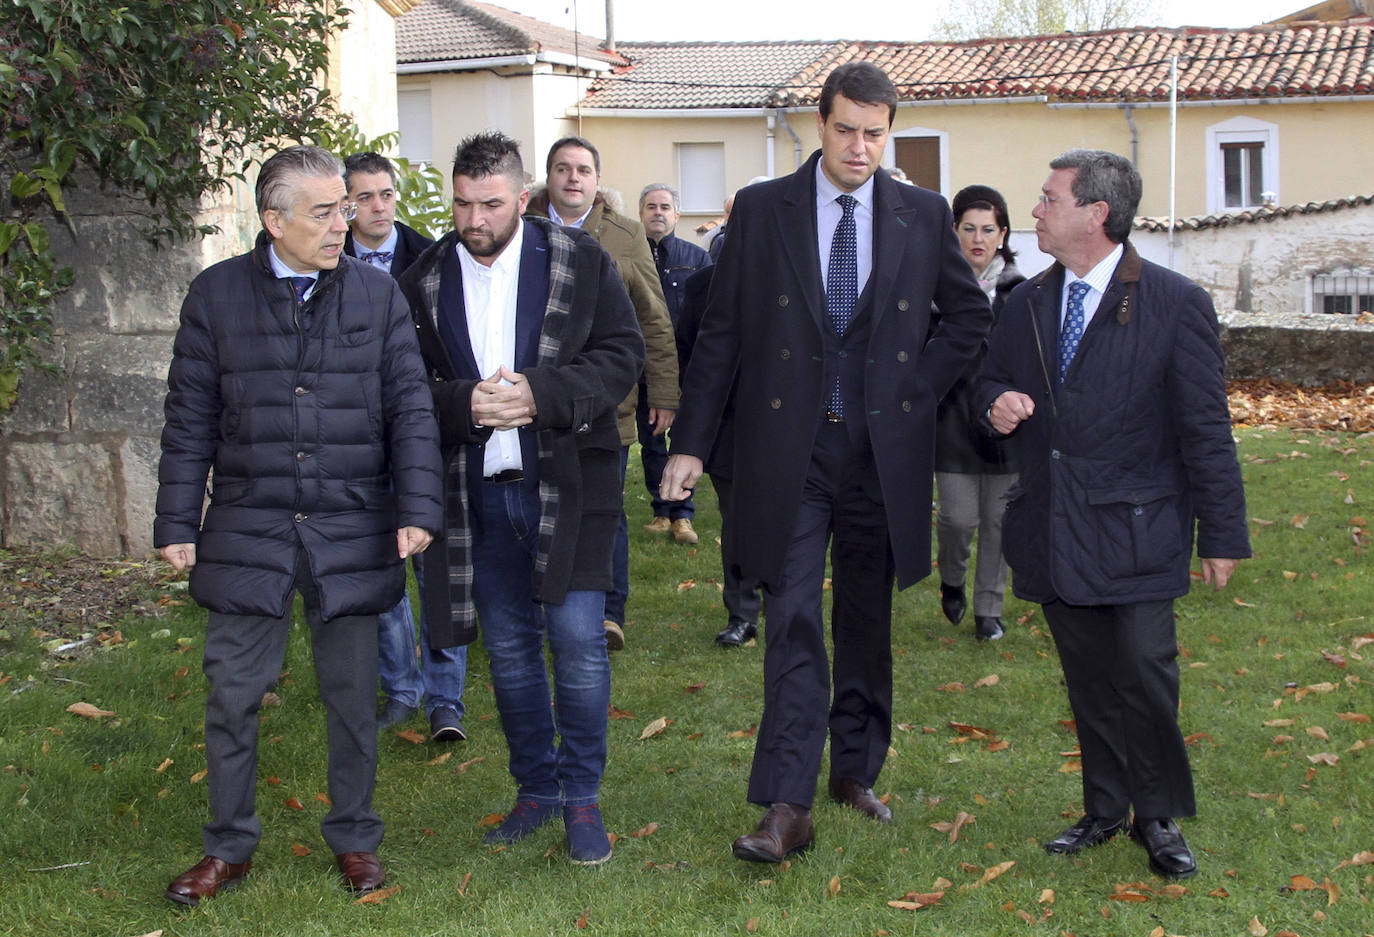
[[396, 131, 643, 865]]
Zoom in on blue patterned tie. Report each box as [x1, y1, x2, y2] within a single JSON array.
[[289, 276, 314, 306], [360, 250, 393, 269], [1058, 280, 1091, 384], [826, 194, 858, 417]]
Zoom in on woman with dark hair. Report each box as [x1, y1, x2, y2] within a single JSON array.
[[934, 185, 1026, 641]]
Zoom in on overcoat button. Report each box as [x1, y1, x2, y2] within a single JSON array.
[[897, 299, 910, 311], [901, 400, 912, 412], [896, 351, 908, 362], [780, 348, 790, 359], [770, 398, 782, 409], [777, 295, 789, 307]]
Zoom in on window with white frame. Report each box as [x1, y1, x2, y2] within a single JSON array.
[[886, 126, 949, 197], [678, 143, 725, 214], [397, 89, 433, 164], [1205, 116, 1278, 213], [1311, 268, 1374, 316]]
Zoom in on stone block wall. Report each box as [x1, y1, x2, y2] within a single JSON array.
[[0, 173, 253, 557]]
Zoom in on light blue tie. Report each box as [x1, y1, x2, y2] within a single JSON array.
[[1058, 280, 1091, 384], [826, 194, 858, 417]]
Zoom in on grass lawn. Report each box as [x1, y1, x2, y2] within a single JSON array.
[[1, 426, 1371, 936]]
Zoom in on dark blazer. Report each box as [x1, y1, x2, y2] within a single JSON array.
[[155, 233, 443, 621], [397, 219, 644, 646], [344, 220, 433, 278], [671, 152, 993, 590], [976, 242, 1251, 605]]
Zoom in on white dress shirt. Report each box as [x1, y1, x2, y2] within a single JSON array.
[[816, 163, 875, 297], [353, 225, 399, 273], [458, 219, 526, 476], [1059, 242, 1124, 332]]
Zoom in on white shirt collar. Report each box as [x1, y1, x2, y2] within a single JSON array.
[[549, 200, 595, 229], [456, 215, 525, 275], [1069, 242, 1124, 297], [267, 244, 316, 281], [815, 162, 875, 214]]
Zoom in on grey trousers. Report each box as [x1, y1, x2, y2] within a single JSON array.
[[935, 471, 1016, 617], [200, 557, 382, 863]]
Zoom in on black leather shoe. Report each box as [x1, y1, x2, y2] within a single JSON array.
[[975, 616, 1004, 641], [828, 777, 892, 822], [1131, 817, 1198, 879], [732, 804, 814, 863], [715, 619, 757, 647], [1044, 815, 1128, 854], [939, 582, 966, 624]]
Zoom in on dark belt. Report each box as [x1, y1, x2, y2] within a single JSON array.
[[484, 469, 525, 484], [825, 409, 845, 423]]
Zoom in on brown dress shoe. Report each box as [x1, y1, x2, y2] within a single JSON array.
[[336, 851, 386, 894], [732, 803, 815, 863], [165, 855, 251, 906], [828, 777, 893, 822]]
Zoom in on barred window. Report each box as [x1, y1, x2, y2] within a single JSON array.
[[1312, 269, 1374, 316]]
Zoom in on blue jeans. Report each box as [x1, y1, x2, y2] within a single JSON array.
[[377, 558, 467, 718], [471, 478, 610, 806]]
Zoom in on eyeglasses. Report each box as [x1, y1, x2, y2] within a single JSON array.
[[1037, 193, 1063, 209], [303, 202, 358, 224]]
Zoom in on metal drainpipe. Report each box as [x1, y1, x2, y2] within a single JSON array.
[[775, 109, 803, 171], [1124, 103, 1138, 166]]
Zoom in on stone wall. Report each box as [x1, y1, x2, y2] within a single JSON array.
[[0, 173, 254, 556]]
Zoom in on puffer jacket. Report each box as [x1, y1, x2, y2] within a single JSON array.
[[154, 233, 443, 621], [976, 243, 1250, 605], [526, 187, 678, 445]]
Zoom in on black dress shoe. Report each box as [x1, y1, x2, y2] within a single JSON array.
[[732, 804, 814, 863], [975, 616, 1004, 641], [1131, 817, 1198, 879], [715, 618, 757, 647], [828, 777, 892, 822], [1044, 815, 1128, 854], [165, 855, 251, 906], [939, 582, 966, 624]]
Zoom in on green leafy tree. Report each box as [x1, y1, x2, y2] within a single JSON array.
[[325, 127, 450, 241], [0, 0, 354, 409], [932, 0, 1159, 39]]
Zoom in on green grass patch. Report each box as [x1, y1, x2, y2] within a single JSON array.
[[1, 427, 1371, 935]]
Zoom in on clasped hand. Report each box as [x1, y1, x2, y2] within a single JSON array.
[[472, 366, 536, 430]]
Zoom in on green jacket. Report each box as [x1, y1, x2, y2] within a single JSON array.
[[527, 188, 679, 445]]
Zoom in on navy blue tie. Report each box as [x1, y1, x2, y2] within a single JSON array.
[[360, 250, 393, 268], [1058, 280, 1090, 384], [289, 276, 314, 306], [826, 194, 858, 418]]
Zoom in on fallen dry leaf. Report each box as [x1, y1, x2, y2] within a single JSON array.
[[726, 725, 757, 739], [354, 884, 402, 904], [630, 822, 660, 838], [315, 792, 331, 805], [284, 797, 304, 811], [291, 843, 311, 857], [986, 739, 1010, 753], [1039, 889, 1055, 904], [455, 756, 485, 773], [963, 860, 1015, 889], [1306, 726, 1331, 741], [608, 705, 635, 719], [427, 751, 453, 766], [1334, 850, 1374, 869], [1307, 752, 1339, 766], [396, 728, 427, 745], [458, 871, 472, 896], [575, 908, 590, 929], [478, 813, 504, 828], [827, 875, 841, 897], [936, 682, 968, 693], [676, 579, 697, 592], [973, 674, 1000, 688], [684, 682, 706, 694], [1249, 915, 1268, 936], [745, 918, 760, 932], [1108, 891, 1150, 902], [190, 769, 207, 784], [639, 717, 669, 740], [930, 811, 975, 844], [66, 702, 115, 719], [1338, 711, 1371, 723], [155, 758, 173, 774], [888, 891, 943, 911]]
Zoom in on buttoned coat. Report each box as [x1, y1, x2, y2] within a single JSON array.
[[975, 243, 1251, 605], [671, 154, 992, 591]]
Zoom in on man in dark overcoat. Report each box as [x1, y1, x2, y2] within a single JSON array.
[[156, 145, 443, 904], [978, 148, 1250, 879], [397, 131, 643, 866], [661, 62, 992, 861]]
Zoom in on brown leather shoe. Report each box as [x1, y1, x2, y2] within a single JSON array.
[[336, 851, 386, 894], [828, 777, 893, 822], [670, 517, 699, 544], [165, 855, 251, 906], [732, 804, 814, 863]]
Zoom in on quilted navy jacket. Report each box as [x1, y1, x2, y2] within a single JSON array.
[[976, 243, 1250, 605], [154, 233, 443, 621]]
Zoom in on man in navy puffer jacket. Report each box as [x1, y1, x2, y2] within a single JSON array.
[[155, 146, 442, 906]]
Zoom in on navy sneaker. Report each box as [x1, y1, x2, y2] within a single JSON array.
[[429, 705, 466, 742], [483, 800, 559, 844], [564, 803, 612, 866]]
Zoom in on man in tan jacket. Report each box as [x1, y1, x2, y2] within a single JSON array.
[[525, 136, 680, 651]]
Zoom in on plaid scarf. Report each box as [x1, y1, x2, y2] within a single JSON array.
[[418, 221, 577, 636]]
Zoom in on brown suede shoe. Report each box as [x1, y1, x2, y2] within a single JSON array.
[[336, 851, 386, 894], [828, 777, 893, 822], [165, 855, 251, 906], [732, 803, 815, 863]]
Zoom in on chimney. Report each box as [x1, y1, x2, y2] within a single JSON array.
[[604, 0, 615, 53]]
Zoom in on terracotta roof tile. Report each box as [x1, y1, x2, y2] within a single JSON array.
[[398, 0, 626, 67], [1134, 193, 1374, 231], [584, 23, 1374, 109]]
